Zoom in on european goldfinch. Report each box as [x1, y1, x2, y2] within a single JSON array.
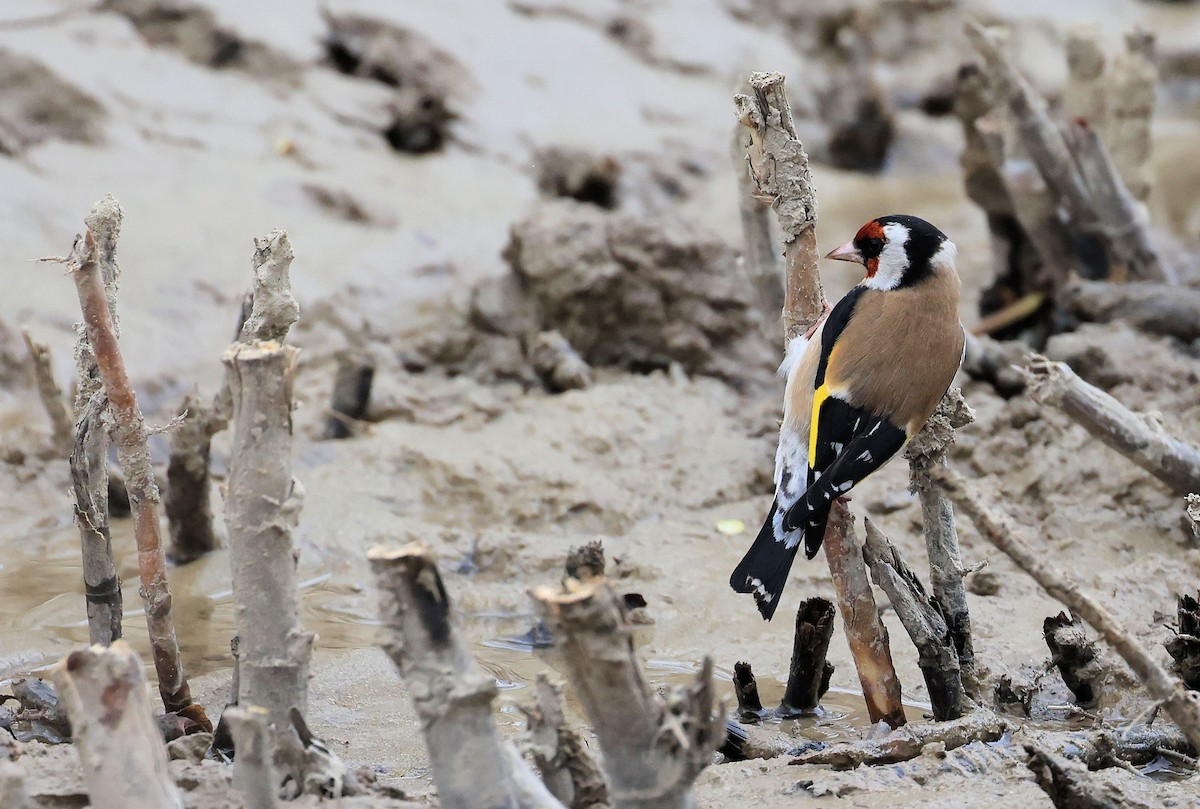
[[731, 215, 966, 620]]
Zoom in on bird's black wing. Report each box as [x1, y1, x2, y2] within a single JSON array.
[[783, 397, 907, 558]]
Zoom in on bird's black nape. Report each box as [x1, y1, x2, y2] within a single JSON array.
[[874, 213, 948, 288]]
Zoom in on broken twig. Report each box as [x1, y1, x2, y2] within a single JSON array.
[[863, 520, 966, 721], [1022, 354, 1200, 495], [1044, 612, 1107, 707], [22, 329, 73, 455], [823, 502, 906, 727], [791, 710, 1006, 769], [524, 674, 608, 809], [779, 597, 835, 716]]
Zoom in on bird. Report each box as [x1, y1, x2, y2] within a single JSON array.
[[730, 214, 966, 620]]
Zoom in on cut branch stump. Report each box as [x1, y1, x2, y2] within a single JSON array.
[[223, 341, 314, 734], [1044, 612, 1107, 708], [533, 579, 720, 809], [779, 597, 835, 716], [51, 642, 183, 809]]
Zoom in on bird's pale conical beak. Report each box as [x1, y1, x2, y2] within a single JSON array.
[[824, 240, 863, 264]]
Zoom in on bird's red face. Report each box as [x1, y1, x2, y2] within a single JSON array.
[[824, 215, 952, 291]]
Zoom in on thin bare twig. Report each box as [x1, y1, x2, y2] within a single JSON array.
[[21, 329, 73, 455]]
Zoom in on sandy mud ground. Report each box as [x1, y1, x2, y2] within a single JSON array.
[[2, 0, 1200, 806]]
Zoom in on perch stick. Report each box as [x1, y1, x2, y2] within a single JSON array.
[[735, 71, 823, 343], [934, 465, 1200, 750], [736, 71, 904, 727], [223, 342, 314, 732], [64, 228, 204, 725], [51, 642, 183, 809], [22, 329, 73, 455], [862, 520, 966, 721], [370, 542, 557, 809], [165, 230, 297, 562], [965, 21, 1172, 283], [822, 502, 906, 727], [1022, 355, 1200, 495], [905, 389, 977, 694], [533, 580, 720, 809]]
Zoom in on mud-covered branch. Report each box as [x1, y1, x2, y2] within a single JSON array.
[[966, 21, 1172, 283], [22, 329, 73, 455], [1022, 355, 1200, 495], [791, 711, 1007, 769], [905, 389, 977, 694], [934, 466, 1200, 750], [523, 675, 608, 809], [533, 579, 719, 809], [223, 342, 314, 733], [862, 520, 966, 721], [1060, 279, 1200, 342], [370, 542, 563, 809]]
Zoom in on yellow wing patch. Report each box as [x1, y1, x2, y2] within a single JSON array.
[[808, 384, 832, 467]]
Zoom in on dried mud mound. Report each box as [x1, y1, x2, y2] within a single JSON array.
[[0, 50, 105, 156], [503, 199, 774, 384]]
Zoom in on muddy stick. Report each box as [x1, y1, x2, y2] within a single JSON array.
[[1022, 355, 1200, 495], [791, 710, 1007, 768], [735, 71, 823, 343], [370, 542, 561, 809], [63, 227, 205, 726], [862, 520, 966, 721], [50, 642, 183, 809], [533, 579, 720, 809], [223, 342, 314, 733], [70, 393, 123, 646], [779, 597, 835, 716], [21, 329, 73, 455], [934, 465, 1200, 750], [524, 674, 609, 809], [323, 346, 375, 439], [165, 231, 297, 562], [1044, 612, 1107, 707], [822, 502, 907, 727], [905, 389, 977, 695], [733, 661, 766, 720], [164, 390, 218, 563], [225, 707, 280, 809], [1165, 593, 1200, 691], [1025, 745, 1141, 809], [966, 21, 1172, 283], [528, 330, 591, 393], [1059, 278, 1200, 342]]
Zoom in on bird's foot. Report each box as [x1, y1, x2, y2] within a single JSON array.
[[804, 298, 833, 340]]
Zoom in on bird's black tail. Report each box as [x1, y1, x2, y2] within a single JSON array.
[[729, 503, 802, 621]]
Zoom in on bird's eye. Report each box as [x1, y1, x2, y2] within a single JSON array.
[[859, 237, 884, 257]]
